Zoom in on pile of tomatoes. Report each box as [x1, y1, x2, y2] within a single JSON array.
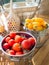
[[2, 32, 36, 56], [24, 18, 48, 31]]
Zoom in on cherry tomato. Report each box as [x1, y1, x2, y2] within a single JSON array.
[[21, 40, 31, 50], [15, 35, 23, 43], [5, 37, 11, 43], [8, 50, 15, 55], [3, 43, 10, 50], [9, 32, 16, 38], [16, 51, 23, 55], [12, 43, 21, 52], [28, 37, 35, 46], [8, 39, 15, 46]]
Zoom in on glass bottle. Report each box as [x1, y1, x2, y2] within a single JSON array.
[[0, 17, 5, 33], [1, 7, 8, 31], [0, 7, 8, 37], [7, 0, 20, 32]]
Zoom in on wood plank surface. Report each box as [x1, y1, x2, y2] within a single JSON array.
[[0, 34, 49, 65], [32, 39, 49, 65]]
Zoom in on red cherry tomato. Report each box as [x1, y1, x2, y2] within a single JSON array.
[[3, 43, 10, 50], [28, 37, 35, 46], [8, 39, 15, 47], [15, 35, 24, 43], [21, 40, 31, 50], [16, 51, 23, 55], [12, 43, 21, 52], [9, 32, 16, 38], [5, 37, 11, 43], [8, 50, 15, 55], [22, 37, 27, 41]]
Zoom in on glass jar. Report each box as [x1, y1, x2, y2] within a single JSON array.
[[0, 18, 5, 33], [0, 17, 8, 37]]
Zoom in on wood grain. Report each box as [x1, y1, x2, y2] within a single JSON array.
[[32, 39, 49, 65]]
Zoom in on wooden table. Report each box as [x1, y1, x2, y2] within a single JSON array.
[[0, 31, 49, 65], [0, 15, 49, 65], [0, 33, 49, 65], [32, 35, 49, 65]]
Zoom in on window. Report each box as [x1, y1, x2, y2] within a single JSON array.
[[0, 0, 40, 5], [2, 0, 25, 4]]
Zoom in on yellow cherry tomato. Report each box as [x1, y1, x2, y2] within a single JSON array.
[[33, 24, 38, 30], [36, 26, 44, 31], [33, 24, 44, 31], [25, 18, 32, 23], [24, 22, 29, 28], [32, 18, 44, 23], [32, 22, 41, 27], [31, 18, 36, 22], [28, 23, 33, 30], [42, 21, 48, 28]]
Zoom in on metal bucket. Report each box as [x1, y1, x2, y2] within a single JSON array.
[[0, 31, 37, 65], [23, 25, 49, 48]]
